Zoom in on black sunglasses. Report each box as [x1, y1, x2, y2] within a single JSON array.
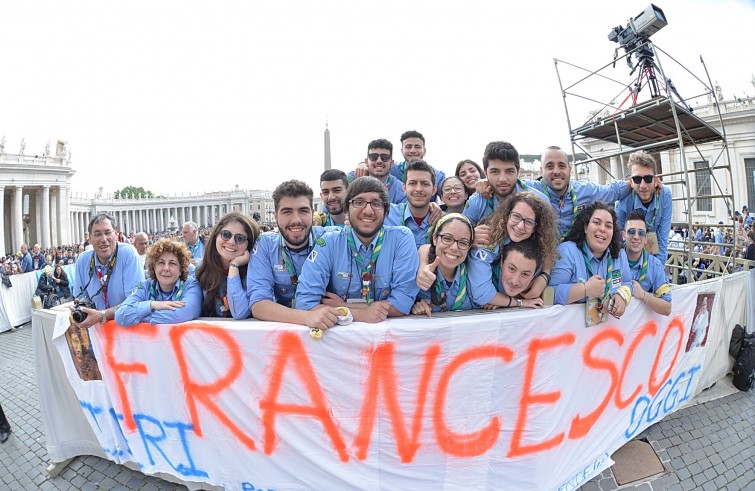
[[368, 153, 391, 163], [631, 175, 654, 184], [219, 230, 248, 244]]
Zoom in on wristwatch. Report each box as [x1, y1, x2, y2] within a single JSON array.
[[516, 298, 523, 308], [100, 310, 107, 323]]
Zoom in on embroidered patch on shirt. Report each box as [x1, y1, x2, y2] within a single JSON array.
[[336, 272, 352, 279], [272, 264, 286, 272], [316, 237, 326, 247], [473, 249, 489, 261], [307, 250, 318, 262]]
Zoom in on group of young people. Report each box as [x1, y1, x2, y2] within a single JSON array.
[[70, 131, 673, 333]]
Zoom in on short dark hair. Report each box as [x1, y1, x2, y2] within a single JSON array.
[[272, 180, 314, 211], [501, 238, 542, 271], [625, 209, 647, 227], [320, 169, 349, 188], [88, 213, 117, 234], [345, 176, 390, 215], [405, 159, 436, 185], [483, 141, 520, 172], [400, 130, 425, 144], [368, 139, 393, 154]]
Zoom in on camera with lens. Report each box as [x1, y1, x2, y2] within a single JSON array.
[[72, 297, 97, 324]]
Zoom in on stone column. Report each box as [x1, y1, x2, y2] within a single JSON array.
[[60, 187, 70, 246], [0, 186, 5, 257], [13, 186, 23, 250], [41, 185, 51, 248], [50, 188, 59, 246]]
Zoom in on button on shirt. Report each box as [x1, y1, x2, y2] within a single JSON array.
[[247, 227, 333, 309], [628, 252, 672, 303], [115, 277, 202, 326], [525, 179, 630, 238], [295, 226, 419, 314], [550, 241, 632, 305], [615, 186, 672, 263], [72, 244, 145, 310], [416, 263, 478, 312]]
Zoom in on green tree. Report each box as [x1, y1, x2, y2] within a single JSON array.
[[114, 186, 154, 199]]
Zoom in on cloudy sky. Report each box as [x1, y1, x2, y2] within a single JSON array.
[[1, 0, 753, 196]]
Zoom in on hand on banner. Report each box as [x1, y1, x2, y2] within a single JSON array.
[[521, 297, 544, 308], [608, 293, 627, 318], [353, 300, 390, 323], [307, 306, 340, 329], [71, 305, 102, 330], [321, 292, 346, 307], [417, 257, 440, 290], [151, 300, 186, 311], [482, 303, 500, 310], [411, 299, 433, 316], [585, 275, 606, 298]]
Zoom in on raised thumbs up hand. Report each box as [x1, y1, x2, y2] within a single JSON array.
[[417, 256, 441, 290]]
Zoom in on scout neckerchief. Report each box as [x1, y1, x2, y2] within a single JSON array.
[[346, 227, 386, 304], [630, 248, 649, 283], [279, 229, 316, 286], [581, 243, 612, 306], [431, 263, 468, 311], [187, 240, 202, 259], [150, 279, 186, 301], [543, 184, 578, 240], [384, 174, 397, 193], [485, 179, 530, 214], [637, 189, 659, 229], [396, 161, 407, 182], [88, 244, 119, 308]]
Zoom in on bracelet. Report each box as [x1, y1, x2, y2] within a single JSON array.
[[506, 295, 513, 307], [100, 310, 106, 323], [539, 271, 551, 284], [229, 263, 239, 269], [580, 280, 587, 298]]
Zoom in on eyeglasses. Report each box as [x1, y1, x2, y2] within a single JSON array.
[[631, 175, 654, 184], [219, 230, 248, 244], [436, 233, 472, 250], [441, 186, 465, 194], [626, 228, 647, 237], [349, 198, 385, 210], [367, 153, 391, 163], [509, 211, 537, 231]]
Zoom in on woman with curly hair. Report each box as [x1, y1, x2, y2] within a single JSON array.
[[412, 213, 478, 315], [468, 191, 559, 308], [115, 239, 202, 326], [195, 212, 260, 319], [550, 201, 632, 320]]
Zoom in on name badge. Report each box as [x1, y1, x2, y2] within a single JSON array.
[[611, 270, 622, 289], [645, 232, 659, 255], [272, 264, 286, 272]]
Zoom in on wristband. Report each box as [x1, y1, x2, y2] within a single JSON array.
[[229, 263, 239, 269], [100, 310, 106, 323], [539, 271, 551, 284], [506, 295, 513, 307]]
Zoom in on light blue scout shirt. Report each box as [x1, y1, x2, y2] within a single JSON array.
[[21, 252, 32, 273], [391, 161, 446, 202], [295, 226, 420, 314], [615, 186, 672, 263], [347, 171, 407, 205], [72, 243, 145, 310], [247, 227, 334, 309], [525, 179, 630, 238], [550, 241, 633, 306], [392, 203, 432, 249], [186, 238, 205, 262], [416, 262, 478, 312], [467, 239, 513, 306], [462, 181, 549, 225], [628, 250, 672, 303], [114, 277, 202, 326], [321, 213, 346, 228], [208, 274, 251, 320]]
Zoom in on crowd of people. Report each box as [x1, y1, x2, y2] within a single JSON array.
[[4, 130, 754, 332]]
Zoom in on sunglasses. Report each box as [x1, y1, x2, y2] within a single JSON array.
[[626, 228, 647, 237], [219, 230, 248, 244], [367, 153, 391, 163], [631, 175, 654, 184]]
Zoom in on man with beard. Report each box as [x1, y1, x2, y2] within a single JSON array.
[[296, 176, 419, 324], [524, 146, 631, 239], [623, 210, 672, 316], [616, 150, 672, 263], [348, 139, 407, 204], [463, 141, 548, 226], [71, 213, 145, 330], [393, 160, 438, 248], [314, 169, 349, 227], [248, 180, 343, 329]]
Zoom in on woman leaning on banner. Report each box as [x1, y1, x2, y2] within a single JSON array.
[[550, 201, 633, 319], [115, 239, 202, 326], [412, 213, 478, 315], [467, 191, 559, 308], [195, 212, 260, 319]]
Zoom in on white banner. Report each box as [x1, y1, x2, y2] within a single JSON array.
[[53, 280, 725, 491]]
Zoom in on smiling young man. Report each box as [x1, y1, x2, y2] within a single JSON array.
[[623, 210, 672, 316], [72, 213, 145, 330], [392, 160, 438, 248], [348, 139, 407, 204], [316, 169, 349, 227], [248, 180, 343, 329], [616, 150, 672, 263], [463, 141, 548, 226], [295, 176, 419, 324]]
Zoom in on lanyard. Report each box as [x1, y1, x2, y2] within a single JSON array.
[[581, 244, 612, 305], [150, 279, 185, 301], [635, 190, 659, 229], [88, 244, 119, 308], [397, 162, 406, 182], [543, 184, 578, 240], [346, 227, 385, 304], [188, 240, 201, 258], [279, 230, 315, 287], [630, 249, 648, 283], [432, 263, 468, 311]]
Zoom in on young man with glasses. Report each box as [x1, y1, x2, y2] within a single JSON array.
[[295, 176, 419, 324], [248, 180, 343, 329], [616, 150, 672, 263], [623, 210, 672, 316], [71, 213, 145, 330], [348, 139, 407, 204]]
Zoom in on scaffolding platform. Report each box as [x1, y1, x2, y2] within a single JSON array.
[[571, 97, 723, 152]]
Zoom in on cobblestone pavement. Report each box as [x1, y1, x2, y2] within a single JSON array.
[[1, 323, 753, 490]]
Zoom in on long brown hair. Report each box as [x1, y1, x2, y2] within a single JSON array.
[[482, 191, 559, 271], [195, 212, 260, 316]]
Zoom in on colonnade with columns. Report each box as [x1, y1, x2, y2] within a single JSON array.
[[1, 184, 71, 257]]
